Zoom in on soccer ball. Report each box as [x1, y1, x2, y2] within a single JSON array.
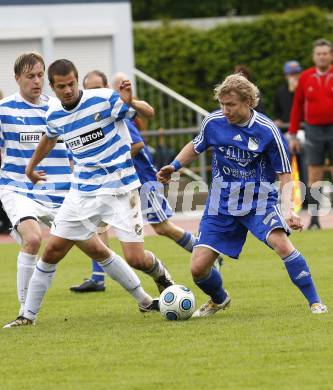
[[159, 285, 196, 321]]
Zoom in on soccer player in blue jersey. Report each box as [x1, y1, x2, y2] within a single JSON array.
[[70, 70, 196, 292], [157, 73, 327, 316], [4, 59, 174, 327], [0, 52, 73, 319]]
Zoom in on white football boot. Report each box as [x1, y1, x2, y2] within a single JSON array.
[[310, 302, 328, 314], [192, 292, 231, 318], [3, 316, 35, 328]]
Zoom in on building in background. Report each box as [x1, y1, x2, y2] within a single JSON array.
[[0, 0, 134, 96]]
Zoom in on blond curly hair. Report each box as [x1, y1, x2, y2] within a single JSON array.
[[214, 74, 259, 109]]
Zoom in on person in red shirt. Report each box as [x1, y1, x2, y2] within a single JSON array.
[[289, 39, 333, 229]]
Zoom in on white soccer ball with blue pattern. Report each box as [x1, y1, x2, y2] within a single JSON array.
[[159, 284, 196, 320]]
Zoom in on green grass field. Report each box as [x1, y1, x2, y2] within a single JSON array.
[[1, 230, 333, 389]]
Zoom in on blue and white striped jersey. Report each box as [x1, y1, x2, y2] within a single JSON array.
[[45, 88, 140, 195], [0, 93, 72, 208], [193, 109, 291, 215]]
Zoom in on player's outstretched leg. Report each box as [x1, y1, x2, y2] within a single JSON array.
[[121, 242, 174, 293], [283, 250, 327, 313], [191, 247, 230, 318], [143, 252, 174, 293], [268, 230, 327, 314], [97, 251, 158, 312], [153, 221, 196, 253]]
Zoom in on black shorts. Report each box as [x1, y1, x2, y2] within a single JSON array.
[[304, 124, 333, 165]]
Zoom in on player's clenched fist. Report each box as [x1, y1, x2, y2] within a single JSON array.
[[157, 165, 175, 184]]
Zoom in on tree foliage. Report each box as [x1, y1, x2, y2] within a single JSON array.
[[134, 7, 333, 116], [132, 1, 333, 20]]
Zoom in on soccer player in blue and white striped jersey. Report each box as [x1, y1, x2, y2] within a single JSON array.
[[158, 74, 327, 316], [4, 59, 173, 327], [0, 52, 72, 319], [70, 70, 196, 293]]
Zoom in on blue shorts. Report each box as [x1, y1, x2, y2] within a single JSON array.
[[139, 187, 173, 224], [194, 204, 291, 259]]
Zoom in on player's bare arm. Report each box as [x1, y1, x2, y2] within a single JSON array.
[[119, 80, 155, 118], [278, 172, 303, 231], [157, 142, 198, 184], [25, 134, 58, 183]]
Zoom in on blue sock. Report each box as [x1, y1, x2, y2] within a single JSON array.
[[176, 231, 196, 253], [91, 260, 105, 284], [283, 250, 320, 306], [194, 267, 228, 304]]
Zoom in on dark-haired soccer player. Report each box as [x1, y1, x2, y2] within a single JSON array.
[[70, 70, 197, 292]]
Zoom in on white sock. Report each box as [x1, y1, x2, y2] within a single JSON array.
[[17, 252, 38, 315], [144, 253, 165, 280], [98, 253, 152, 307], [23, 259, 57, 321]]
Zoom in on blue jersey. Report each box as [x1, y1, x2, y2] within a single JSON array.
[[45, 89, 141, 195], [193, 110, 291, 216], [0, 93, 72, 208], [126, 119, 158, 184]]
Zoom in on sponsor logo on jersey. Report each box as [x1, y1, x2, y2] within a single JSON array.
[[218, 145, 259, 166], [67, 128, 105, 150], [19, 131, 64, 144], [19, 132, 43, 143]]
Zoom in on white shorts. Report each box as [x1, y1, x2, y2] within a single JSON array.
[[0, 189, 58, 244], [51, 189, 144, 242]]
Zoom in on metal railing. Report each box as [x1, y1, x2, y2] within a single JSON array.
[[134, 68, 209, 182]]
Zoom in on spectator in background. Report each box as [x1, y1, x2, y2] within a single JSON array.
[[233, 64, 265, 113], [289, 39, 333, 229], [274, 60, 302, 130]]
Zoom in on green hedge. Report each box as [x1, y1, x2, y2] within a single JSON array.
[[132, 1, 333, 20], [134, 7, 333, 117]]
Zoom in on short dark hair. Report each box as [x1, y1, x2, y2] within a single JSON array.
[[14, 52, 45, 76], [313, 38, 333, 52], [48, 59, 79, 84], [83, 70, 108, 88]]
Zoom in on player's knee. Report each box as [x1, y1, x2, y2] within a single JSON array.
[[124, 251, 145, 269], [268, 232, 294, 258], [191, 260, 209, 279], [22, 233, 42, 253], [43, 241, 67, 263]]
